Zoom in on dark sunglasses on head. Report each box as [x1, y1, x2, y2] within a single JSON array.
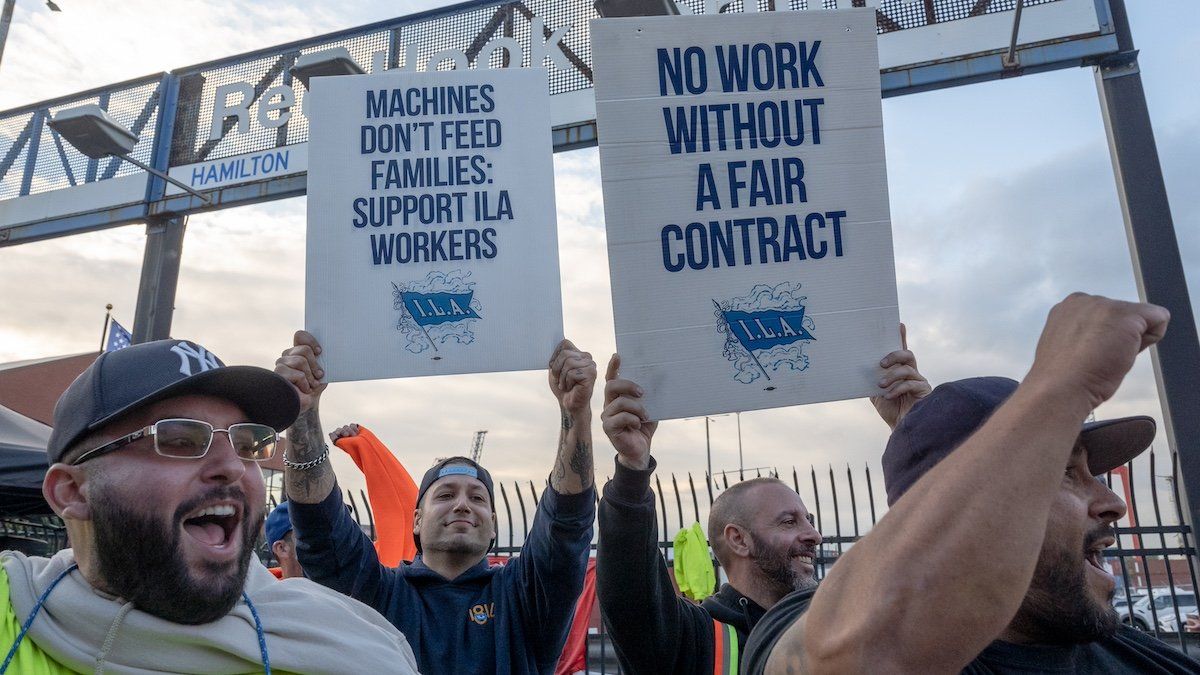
[[72, 418, 278, 465]]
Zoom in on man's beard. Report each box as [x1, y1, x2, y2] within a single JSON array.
[[1007, 525, 1120, 644], [424, 527, 492, 558], [749, 532, 818, 595], [90, 484, 258, 625], [426, 538, 489, 556]]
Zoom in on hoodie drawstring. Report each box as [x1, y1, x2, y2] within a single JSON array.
[[243, 592, 271, 675], [738, 596, 753, 632], [94, 600, 134, 674], [0, 564, 271, 675]]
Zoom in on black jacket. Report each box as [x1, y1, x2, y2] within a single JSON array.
[[597, 457, 766, 674]]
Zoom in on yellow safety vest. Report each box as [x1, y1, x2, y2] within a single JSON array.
[[711, 619, 740, 675], [0, 565, 78, 674]]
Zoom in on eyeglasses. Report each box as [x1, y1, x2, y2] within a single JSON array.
[[73, 418, 278, 465]]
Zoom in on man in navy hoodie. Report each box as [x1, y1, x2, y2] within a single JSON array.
[[274, 330, 598, 675]]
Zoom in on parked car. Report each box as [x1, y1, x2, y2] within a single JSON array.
[[1129, 588, 1197, 633], [1114, 588, 1149, 630]]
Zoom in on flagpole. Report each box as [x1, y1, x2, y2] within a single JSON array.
[[712, 299, 770, 381], [99, 303, 113, 352], [395, 286, 438, 353]]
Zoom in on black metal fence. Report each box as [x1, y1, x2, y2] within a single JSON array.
[[7, 445, 1193, 671], [318, 447, 1199, 670]]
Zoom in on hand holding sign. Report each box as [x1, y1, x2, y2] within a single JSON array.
[[275, 330, 328, 413], [870, 324, 931, 430], [601, 354, 658, 471], [548, 339, 598, 415]]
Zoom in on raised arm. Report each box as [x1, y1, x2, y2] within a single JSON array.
[[500, 339, 598, 669], [547, 339, 598, 494], [597, 355, 719, 674], [768, 294, 1169, 674], [274, 331, 398, 610], [275, 330, 335, 504]]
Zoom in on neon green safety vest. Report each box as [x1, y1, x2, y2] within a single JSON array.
[[711, 619, 739, 675], [0, 566, 78, 674], [673, 521, 716, 602]]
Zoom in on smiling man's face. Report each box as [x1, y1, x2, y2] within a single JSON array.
[[1006, 442, 1127, 644], [415, 471, 496, 559], [742, 482, 823, 595], [81, 394, 263, 625]]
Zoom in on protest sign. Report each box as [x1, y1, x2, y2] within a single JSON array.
[[592, 9, 899, 420], [305, 68, 564, 382]]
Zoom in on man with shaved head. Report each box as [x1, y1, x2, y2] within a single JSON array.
[[596, 332, 930, 675], [708, 477, 821, 597]]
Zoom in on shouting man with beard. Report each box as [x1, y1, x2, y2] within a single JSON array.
[[1, 339, 419, 674], [743, 293, 1200, 674], [595, 331, 930, 675]]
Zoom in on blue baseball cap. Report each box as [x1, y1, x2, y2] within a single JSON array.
[[265, 501, 292, 548], [47, 339, 300, 464], [882, 376, 1156, 506]]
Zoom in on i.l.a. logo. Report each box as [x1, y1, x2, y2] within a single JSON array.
[[468, 602, 495, 626]]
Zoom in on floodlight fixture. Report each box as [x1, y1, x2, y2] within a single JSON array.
[[49, 105, 212, 203], [594, 0, 680, 17], [46, 1, 61, 11], [290, 47, 365, 89], [48, 105, 136, 158]]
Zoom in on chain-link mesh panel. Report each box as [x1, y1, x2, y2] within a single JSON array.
[[395, 1, 595, 93], [0, 77, 161, 201], [169, 0, 1065, 167], [872, 0, 1058, 33], [169, 1, 602, 166], [679, 0, 1060, 32]]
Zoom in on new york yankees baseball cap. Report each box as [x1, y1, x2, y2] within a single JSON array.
[[47, 339, 300, 464]]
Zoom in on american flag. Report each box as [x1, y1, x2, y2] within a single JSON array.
[[105, 319, 132, 351]]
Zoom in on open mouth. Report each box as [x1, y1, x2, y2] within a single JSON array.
[[1084, 536, 1116, 587], [792, 551, 815, 566], [182, 503, 241, 552]]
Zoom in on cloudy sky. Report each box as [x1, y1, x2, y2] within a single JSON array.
[[0, 1, 1196, 535]]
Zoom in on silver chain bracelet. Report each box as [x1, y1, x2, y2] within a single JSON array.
[[283, 444, 330, 471]]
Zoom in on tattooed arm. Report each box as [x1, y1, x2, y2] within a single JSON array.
[[547, 339, 598, 495], [502, 339, 597, 670], [274, 331, 402, 610], [275, 330, 336, 504]]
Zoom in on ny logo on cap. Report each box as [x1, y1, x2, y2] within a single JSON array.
[[170, 342, 221, 376]]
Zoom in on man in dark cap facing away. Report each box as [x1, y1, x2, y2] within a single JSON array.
[[0, 339, 417, 673], [742, 293, 1200, 674]]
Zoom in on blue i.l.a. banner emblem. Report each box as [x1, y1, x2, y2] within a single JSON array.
[[722, 308, 815, 351], [392, 271, 485, 357], [401, 291, 481, 326], [715, 282, 817, 385]]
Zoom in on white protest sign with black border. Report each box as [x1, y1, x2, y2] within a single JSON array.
[[306, 68, 563, 382], [593, 9, 899, 421]]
